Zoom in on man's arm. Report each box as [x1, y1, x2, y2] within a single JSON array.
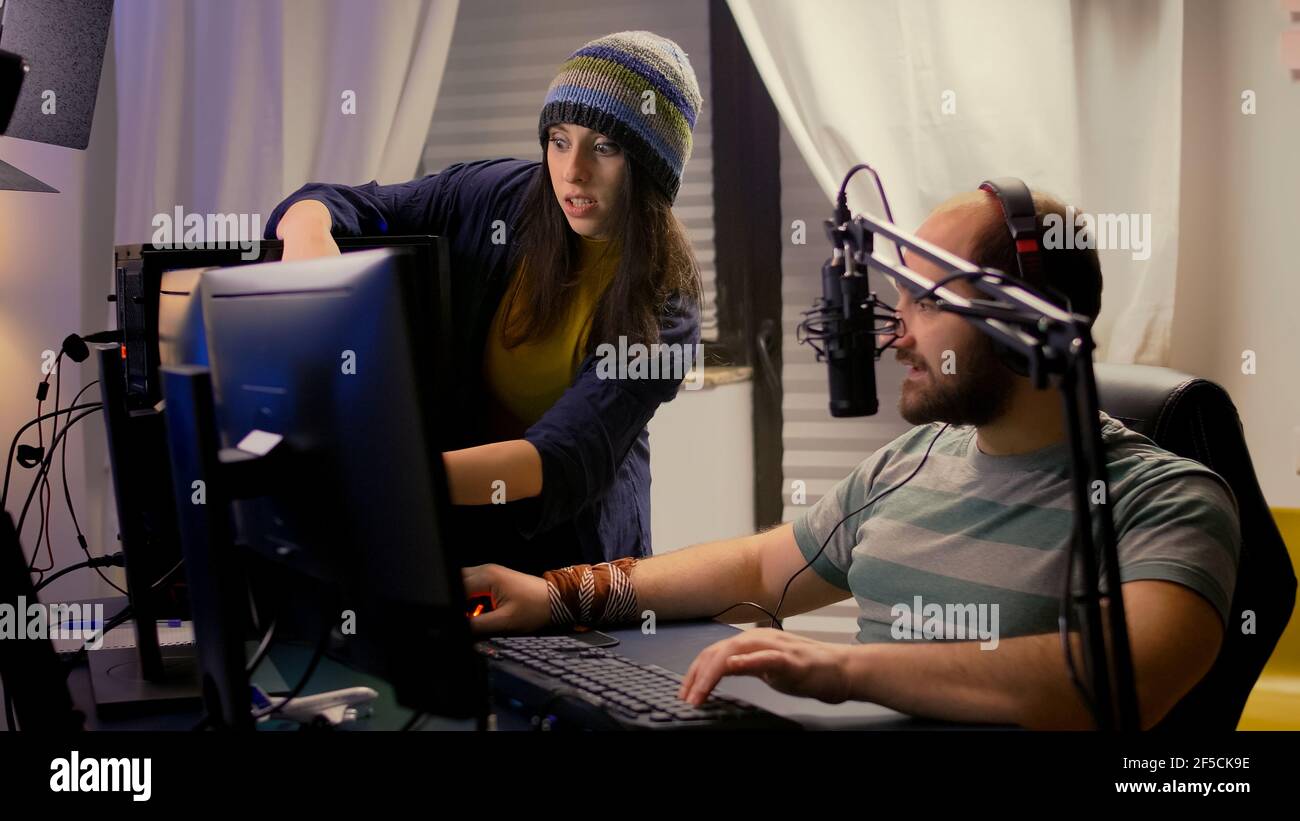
[[635, 522, 851, 623], [462, 522, 850, 634], [680, 579, 1224, 730]]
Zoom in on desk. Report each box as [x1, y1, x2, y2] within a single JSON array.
[[597, 621, 939, 730], [40, 598, 944, 730]]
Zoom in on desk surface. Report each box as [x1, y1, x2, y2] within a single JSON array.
[[45, 598, 942, 730], [600, 621, 931, 730]]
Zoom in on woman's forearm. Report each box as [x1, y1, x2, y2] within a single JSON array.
[[276, 199, 332, 238], [442, 439, 543, 505]]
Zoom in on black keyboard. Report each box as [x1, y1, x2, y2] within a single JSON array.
[[477, 636, 801, 731]]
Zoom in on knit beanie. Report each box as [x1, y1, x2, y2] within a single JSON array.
[[538, 31, 703, 203]]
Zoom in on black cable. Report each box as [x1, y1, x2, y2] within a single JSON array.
[[39, 355, 62, 579], [708, 424, 949, 629], [245, 619, 278, 675], [58, 604, 133, 670], [50, 550, 181, 668], [249, 620, 332, 723], [776, 423, 947, 627], [2, 403, 102, 510], [43, 555, 182, 628], [30, 353, 64, 582], [32, 358, 55, 579], [42, 352, 65, 578], [53, 381, 122, 595], [26, 554, 176, 677], [32, 553, 124, 593], [1058, 514, 1100, 726], [17, 408, 102, 558], [151, 559, 184, 590], [707, 601, 783, 625], [33, 476, 52, 580], [836, 163, 904, 264]]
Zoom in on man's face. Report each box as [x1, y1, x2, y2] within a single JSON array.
[[545, 123, 626, 239], [890, 206, 1018, 427]]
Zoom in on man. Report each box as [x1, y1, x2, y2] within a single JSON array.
[[462, 188, 1240, 730]]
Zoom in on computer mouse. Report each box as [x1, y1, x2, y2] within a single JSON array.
[[466, 592, 497, 619]]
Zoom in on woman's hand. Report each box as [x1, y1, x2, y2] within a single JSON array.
[[462, 563, 551, 635], [277, 199, 341, 261], [678, 628, 854, 706]]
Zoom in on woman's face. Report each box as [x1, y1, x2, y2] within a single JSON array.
[[546, 123, 626, 240]]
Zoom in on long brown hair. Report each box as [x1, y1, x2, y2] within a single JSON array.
[[501, 150, 702, 353]]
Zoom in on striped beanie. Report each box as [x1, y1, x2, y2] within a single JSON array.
[[538, 31, 703, 203]]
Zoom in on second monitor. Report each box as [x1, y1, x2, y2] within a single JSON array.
[[163, 246, 483, 727]]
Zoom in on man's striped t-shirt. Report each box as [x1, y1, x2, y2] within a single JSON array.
[[791, 412, 1240, 644]]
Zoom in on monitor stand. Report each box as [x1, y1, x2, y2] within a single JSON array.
[[87, 644, 201, 719]]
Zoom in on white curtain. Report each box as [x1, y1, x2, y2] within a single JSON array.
[[112, 0, 459, 245], [727, 0, 1185, 364]]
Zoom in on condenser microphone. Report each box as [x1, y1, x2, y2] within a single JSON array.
[[817, 246, 878, 417]]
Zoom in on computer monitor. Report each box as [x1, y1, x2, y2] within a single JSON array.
[[93, 236, 452, 719], [92, 261, 236, 718], [92, 344, 199, 718], [162, 247, 483, 727], [116, 235, 451, 411], [158, 267, 212, 369]]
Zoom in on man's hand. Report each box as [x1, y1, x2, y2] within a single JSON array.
[[678, 628, 853, 706], [461, 563, 550, 635]]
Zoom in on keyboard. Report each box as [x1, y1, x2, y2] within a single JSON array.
[[476, 635, 801, 731]]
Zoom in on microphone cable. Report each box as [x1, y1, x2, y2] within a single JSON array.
[[707, 424, 948, 629]]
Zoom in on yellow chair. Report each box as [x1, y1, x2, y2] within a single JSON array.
[[1237, 508, 1300, 730]]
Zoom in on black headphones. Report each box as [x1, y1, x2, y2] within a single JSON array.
[[978, 177, 1050, 378]]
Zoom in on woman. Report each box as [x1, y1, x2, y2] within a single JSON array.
[[266, 31, 703, 575]]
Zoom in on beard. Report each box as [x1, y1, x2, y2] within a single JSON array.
[[897, 333, 1017, 427]]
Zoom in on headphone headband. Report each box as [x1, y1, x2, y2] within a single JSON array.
[[978, 177, 1042, 283]]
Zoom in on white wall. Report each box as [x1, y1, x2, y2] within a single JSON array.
[[649, 379, 755, 553], [0, 30, 119, 602], [1171, 0, 1300, 508]]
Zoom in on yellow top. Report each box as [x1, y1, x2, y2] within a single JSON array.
[[483, 235, 619, 435]]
